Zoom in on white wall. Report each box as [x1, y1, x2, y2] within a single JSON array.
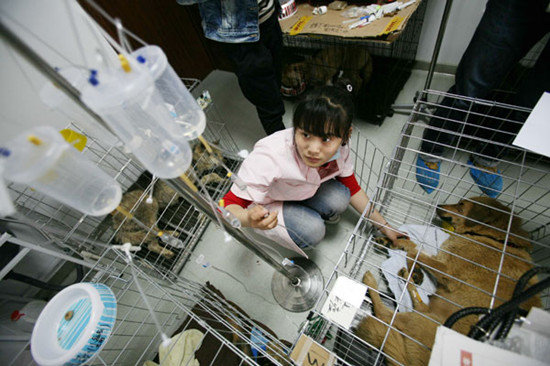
[[0, 0, 116, 144], [416, 0, 487, 66], [0, 0, 486, 144]]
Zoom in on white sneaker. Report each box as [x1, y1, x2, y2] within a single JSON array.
[[324, 214, 341, 225]]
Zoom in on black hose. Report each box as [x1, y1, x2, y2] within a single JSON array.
[[495, 267, 550, 340], [469, 276, 550, 340], [444, 307, 491, 329]]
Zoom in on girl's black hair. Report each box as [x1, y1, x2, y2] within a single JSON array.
[[293, 85, 354, 142]]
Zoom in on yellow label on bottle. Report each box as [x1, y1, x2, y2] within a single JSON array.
[[60, 129, 87, 151], [289, 16, 313, 36]]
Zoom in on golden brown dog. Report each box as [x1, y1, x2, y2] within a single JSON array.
[[355, 196, 540, 366]]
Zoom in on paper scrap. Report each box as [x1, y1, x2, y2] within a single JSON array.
[[320, 276, 367, 329], [512, 92, 550, 158]]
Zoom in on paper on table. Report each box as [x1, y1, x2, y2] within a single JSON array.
[[512, 92, 550, 158]]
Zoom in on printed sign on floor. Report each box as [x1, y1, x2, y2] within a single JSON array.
[[320, 276, 368, 329]]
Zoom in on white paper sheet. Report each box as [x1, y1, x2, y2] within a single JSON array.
[[320, 276, 368, 329], [512, 92, 550, 158]]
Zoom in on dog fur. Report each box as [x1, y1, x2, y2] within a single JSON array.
[[355, 196, 540, 366], [112, 182, 181, 259], [191, 140, 226, 186], [308, 46, 372, 96]]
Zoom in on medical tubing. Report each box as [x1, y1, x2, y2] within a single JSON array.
[[495, 266, 550, 340], [124, 249, 170, 346], [468, 276, 550, 340]]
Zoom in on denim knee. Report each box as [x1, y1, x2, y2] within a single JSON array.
[[291, 217, 325, 249], [283, 203, 326, 249]]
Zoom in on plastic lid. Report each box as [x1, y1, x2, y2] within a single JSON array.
[[131, 45, 168, 81], [2, 126, 68, 184], [31, 283, 117, 366]]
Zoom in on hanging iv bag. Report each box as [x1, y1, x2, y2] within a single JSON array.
[[1, 126, 122, 216], [131, 45, 206, 140], [80, 59, 193, 179], [39, 66, 121, 147]]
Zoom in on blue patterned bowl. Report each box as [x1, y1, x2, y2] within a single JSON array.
[[31, 282, 117, 365]]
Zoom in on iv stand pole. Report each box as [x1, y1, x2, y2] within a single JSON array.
[[1, 19, 323, 312], [391, 0, 454, 112]]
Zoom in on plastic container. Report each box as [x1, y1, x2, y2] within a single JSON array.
[[80, 62, 193, 178], [10, 300, 47, 333], [31, 283, 117, 366], [131, 45, 206, 140], [39, 67, 120, 147], [1, 126, 122, 216]]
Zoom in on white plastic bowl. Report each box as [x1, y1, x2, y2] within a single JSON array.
[[31, 283, 117, 366]]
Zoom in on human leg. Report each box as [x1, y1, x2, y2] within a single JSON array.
[[223, 12, 285, 135], [282, 179, 350, 248], [417, 0, 550, 194]]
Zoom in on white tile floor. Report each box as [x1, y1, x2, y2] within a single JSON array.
[[179, 68, 454, 342]]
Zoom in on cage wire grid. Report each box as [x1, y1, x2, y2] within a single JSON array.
[[4, 79, 304, 365], [296, 90, 550, 366]]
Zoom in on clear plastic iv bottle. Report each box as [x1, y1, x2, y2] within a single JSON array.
[[80, 60, 193, 179], [1, 126, 122, 216], [131, 45, 206, 140]]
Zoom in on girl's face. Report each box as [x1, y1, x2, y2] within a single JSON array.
[[294, 128, 344, 168]]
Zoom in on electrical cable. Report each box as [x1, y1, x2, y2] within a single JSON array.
[[494, 266, 550, 340], [468, 275, 550, 341]]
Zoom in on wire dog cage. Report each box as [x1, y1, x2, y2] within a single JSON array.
[[5, 80, 241, 277], [2, 80, 306, 365], [295, 90, 550, 365], [282, 0, 428, 125]]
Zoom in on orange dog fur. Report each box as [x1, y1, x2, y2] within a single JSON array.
[[355, 196, 540, 366]]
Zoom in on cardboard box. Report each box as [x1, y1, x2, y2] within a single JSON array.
[[279, 1, 422, 42]]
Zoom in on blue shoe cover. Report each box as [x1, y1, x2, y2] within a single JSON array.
[[416, 155, 440, 194], [468, 160, 502, 198]]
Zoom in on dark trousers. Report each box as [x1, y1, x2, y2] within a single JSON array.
[[223, 12, 286, 135], [421, 0, 550, 164]]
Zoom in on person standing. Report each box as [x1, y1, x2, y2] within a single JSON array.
[[416, 0, 550, 197], [177, 0, 286, 135]]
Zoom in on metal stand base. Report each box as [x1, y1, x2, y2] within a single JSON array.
[[271, 257, 324, 313]]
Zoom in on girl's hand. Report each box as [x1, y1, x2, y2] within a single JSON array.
[[248, 205, 278, 230], [380, 224, 409, 245]]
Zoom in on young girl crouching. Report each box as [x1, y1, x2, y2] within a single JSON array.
[[222, 86, 401, 253]]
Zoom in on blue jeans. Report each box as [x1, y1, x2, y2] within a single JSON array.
[[421, 0, 550, 167], [283, 179, 351, 249]]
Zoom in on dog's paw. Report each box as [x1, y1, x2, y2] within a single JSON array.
[[397, 267, 409, 279], [373, 236, 393, 248], [362, 271, 378, 289]]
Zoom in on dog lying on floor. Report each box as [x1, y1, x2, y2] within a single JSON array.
[[355, 196, 540, 366]]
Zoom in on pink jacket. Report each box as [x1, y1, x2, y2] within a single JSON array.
[[231, 128, 354, 256]]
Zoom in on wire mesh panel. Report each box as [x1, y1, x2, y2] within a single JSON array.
[[8, 247, 295, 366], [295, 90, 550, 365], [6, 81, 241, 276], [3, 80, 301, 365]]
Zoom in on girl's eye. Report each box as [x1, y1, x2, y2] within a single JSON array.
[[323, 137, 332, 142], [302, 132, 310, 138]]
